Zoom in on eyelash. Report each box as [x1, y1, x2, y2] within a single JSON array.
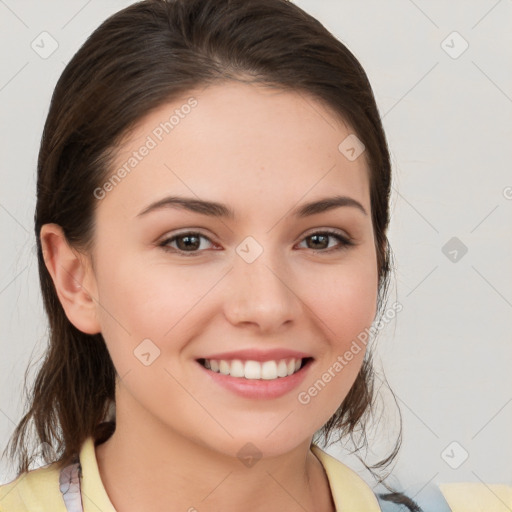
[[158, 229, 355, 257]]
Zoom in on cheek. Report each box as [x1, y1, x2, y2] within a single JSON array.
[[300, 253, 379, 344], [93, 251, 218, 354], [295, 252, 378, 416]]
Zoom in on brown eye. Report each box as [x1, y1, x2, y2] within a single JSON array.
[[307, 233, 330, 250], [159, 232, 215, 255], [298, 231, 354, 252]]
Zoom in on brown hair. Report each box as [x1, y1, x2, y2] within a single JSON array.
[[3, 0, 419, 509]]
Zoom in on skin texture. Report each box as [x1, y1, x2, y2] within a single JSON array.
[[41, 81, 379, 511]]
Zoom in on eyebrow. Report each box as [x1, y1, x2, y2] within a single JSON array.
[[136, 194, 368, 219]]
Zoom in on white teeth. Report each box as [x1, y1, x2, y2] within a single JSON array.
[[219, 360, 230, 375], [230, 359, 245, 378], [244, 361, 261, 379], [277, 360, 288, 377], [202, 358, 306, 380], [261, 361, 277, 380]]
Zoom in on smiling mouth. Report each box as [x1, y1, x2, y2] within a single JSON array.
[[197, 357, 313, 380]]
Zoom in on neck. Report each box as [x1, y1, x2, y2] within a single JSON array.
[[95, 401, 335, 512]]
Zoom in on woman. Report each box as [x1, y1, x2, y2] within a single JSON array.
[[0, 0, 502, 510]]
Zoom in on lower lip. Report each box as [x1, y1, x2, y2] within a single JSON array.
[[197, 360, 313, 400]]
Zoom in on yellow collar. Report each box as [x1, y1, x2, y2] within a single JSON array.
[[310, 444, 382, 511]]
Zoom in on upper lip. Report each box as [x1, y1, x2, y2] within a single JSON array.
[[198, 348, 313, 362]]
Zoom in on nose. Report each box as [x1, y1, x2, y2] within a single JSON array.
[[223, 244, 302, 334]]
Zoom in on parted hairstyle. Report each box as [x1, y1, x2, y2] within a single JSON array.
[[3, 0, 420, 509]]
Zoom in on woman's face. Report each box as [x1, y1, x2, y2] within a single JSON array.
[[85, 81, 378, 457]]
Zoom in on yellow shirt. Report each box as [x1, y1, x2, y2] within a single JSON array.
[[0, 437, 510, 511]]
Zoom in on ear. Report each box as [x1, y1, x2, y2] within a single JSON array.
[[40, 223, 101, 334]]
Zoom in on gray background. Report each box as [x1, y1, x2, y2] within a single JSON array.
[[1, 1, 511, 510]]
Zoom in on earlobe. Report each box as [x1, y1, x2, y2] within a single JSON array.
[[40, 223, 101, 335]]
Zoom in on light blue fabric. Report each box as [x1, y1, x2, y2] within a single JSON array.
[[375, 487, 453, 512], [59, 458, 83, 512]]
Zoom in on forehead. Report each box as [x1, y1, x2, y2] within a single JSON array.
[[101, 81, 370, 219]]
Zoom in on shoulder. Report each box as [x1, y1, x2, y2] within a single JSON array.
[[311, 444, 512, 512], [0, 462, 67, 511], [312, 446, 512, 512], [311, 444, 383, 510], [311, 444, 427, 511], [375, 481, 512, 511], [439, 482, 512, 512]]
